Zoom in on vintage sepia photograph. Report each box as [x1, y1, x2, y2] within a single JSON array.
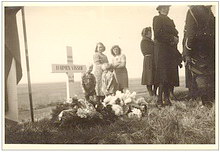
[[3, 1, 218, 150]]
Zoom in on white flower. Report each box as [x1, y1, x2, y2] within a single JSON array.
[[116, 90, 122, 96], [135, 97, 148, 106], [108, 96, 118, 105], [124, 98, 132, 105], [124, 90, 131, 99], [130, 92, 137, 99], [132, 108, 142, 118], [125, 89, 131, 95], [115, 90, 124, 100], [128, 108, 142, 119], [103, 95, 113, 105], [111, 104, 124, 116], [76, 108, 88, 118], [58, 111, 64, 121]]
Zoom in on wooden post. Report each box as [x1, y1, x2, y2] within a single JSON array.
[[21, 7, 34, 122]]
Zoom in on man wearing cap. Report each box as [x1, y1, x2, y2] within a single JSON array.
[[183, 5, 215, 107], [153, 5, 182, 107]]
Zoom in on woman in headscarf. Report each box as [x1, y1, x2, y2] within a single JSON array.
[[153, 5, 181, 107], [140, 27, 157, 97]]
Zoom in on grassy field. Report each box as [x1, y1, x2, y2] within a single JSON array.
[[5, 77, 215, 145], [18, 77, 185, 107], [18, 77, 186, 121]]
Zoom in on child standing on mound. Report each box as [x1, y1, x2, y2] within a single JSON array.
[[101, 63, 118, 97], [81, 63, 96, 105]]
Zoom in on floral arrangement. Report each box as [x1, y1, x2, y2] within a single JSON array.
[[57, 98, 103, 122], [52, 90, 148, 126], [102, 90, 148, 119]]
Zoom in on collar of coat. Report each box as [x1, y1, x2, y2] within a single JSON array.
[[142, 37, 153, 42]]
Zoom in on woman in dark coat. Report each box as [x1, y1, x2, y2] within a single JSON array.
[[153, 5, 181, 107], [140, 27, 157, 96]]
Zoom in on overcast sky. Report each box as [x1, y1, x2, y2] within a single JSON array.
[[5, 2, 217, 84]]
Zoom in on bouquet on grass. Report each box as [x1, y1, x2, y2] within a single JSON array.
[[102, 90, 148, 119], [51, 96, 103, 126]]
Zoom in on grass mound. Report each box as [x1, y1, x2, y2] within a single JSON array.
[[5, 98, 215, 144]]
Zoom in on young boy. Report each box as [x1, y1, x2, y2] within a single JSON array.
[[81, 63, 96, 104], [101, 63, 118, 97]]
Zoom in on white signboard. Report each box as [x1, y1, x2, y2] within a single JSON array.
[[51, 64, 86, 73]]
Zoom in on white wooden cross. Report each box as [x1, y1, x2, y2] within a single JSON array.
[[52, 46, 86, 100]]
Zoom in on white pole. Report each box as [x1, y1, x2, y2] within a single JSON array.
[[66, 46, 75, 99]]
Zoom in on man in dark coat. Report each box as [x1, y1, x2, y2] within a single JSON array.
[[182, 30, 197, 101], [183, 5, 215, 106], [153, 5, 182, 107]]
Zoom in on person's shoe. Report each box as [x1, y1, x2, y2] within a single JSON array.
[[170, 92, 178, 101], [156, 100, 163, 108], [163, 99, 172, 106], [202, 101, 213, 109], [183, 95, 196, 102]]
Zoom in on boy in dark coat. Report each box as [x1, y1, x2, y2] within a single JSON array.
[[81, 63, 96, 106]]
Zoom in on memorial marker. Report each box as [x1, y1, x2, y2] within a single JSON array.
[[52, 46, 86, 100]]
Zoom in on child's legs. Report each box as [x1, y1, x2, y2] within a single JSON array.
[[157, 84, 163, 102], [169, 85, 174, 95], [146, 85, 153, 96], [164, 84, 170, 101], [153, 85, 158, 96]]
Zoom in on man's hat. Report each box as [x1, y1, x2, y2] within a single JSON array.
[[156, 5, 171, 10]]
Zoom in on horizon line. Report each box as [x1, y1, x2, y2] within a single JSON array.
[[18, 76, 185, 85]]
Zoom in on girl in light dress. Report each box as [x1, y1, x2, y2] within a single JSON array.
[[93, 42, 109, 103], [111, 45, 129, 93]]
